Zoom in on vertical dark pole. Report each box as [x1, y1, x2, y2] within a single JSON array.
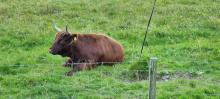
[[141, 0, 157, 54]]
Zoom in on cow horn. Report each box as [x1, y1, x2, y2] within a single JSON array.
[[52, 21, 62, 32], [65, 25, 68, 32]]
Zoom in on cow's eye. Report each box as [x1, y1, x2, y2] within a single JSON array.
[[60, 40, 66, 44], [56, 39, 62, 44]]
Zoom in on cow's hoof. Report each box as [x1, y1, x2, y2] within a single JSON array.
[[63, 64, 71, 67], [65, 71, 74, 76], [63, 62, 74, 67]]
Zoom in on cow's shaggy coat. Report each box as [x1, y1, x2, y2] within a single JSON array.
[[50, 32, 124, 76]]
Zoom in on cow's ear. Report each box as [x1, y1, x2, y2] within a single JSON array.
[[72, 34, 78, 41], [69, 34, 77, 45]]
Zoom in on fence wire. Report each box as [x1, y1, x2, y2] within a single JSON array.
[[0, 60, 148, 67]]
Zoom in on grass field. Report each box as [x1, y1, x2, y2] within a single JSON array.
[[0, 0, 220, 98]]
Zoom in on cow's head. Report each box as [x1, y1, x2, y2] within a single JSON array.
[[49, 22, 77, 56]]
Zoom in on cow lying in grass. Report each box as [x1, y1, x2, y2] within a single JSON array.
[[49, 23, 124, 76]]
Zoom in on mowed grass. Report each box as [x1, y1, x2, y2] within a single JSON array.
[[0, 0, 219, 98]]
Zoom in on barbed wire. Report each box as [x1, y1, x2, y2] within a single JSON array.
[[0, 60, 149, 67], [1, 59, 219, 67]]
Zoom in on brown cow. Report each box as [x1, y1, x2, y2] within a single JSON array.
[[49, 23, 124, 76]]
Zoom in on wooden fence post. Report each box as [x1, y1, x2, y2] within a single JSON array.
[[148, 57, 158, 99]]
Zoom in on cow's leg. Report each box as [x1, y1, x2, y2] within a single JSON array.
[[65, 60, 96, 76], [63, 58, 73, 67], [63, 58, 80, 67]]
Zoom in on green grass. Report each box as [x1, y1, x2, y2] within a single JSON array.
[[0, 0, 220, 98]]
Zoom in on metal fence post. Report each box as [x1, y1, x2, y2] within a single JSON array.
[[148, 57, 158, 99]]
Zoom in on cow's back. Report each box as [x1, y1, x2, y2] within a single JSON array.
[[98, 35, 124, 62], [75, 34, 124, 63]]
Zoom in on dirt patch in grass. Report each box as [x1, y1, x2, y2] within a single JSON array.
[[118, 70, 203, 82]]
